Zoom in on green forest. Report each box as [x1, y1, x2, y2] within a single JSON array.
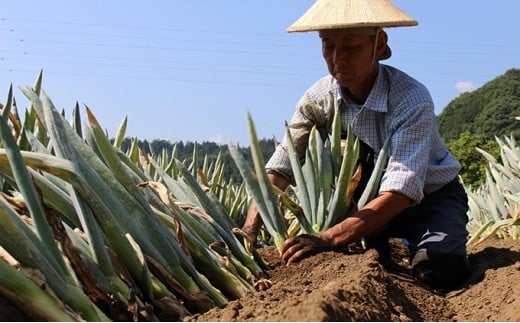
[[438, 68, 520, 140], [120, 137, 277, 183], [127, 68, 520, 188]]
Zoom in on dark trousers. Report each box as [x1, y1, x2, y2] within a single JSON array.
[[355, 140, 470, 290], [365, 178, 470, 290]]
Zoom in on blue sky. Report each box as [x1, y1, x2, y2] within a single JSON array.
[[1, 1, 519, 146]]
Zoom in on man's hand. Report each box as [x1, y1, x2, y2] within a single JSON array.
[[240, 202, 263, 246], [233, 201, 263, 255], [281, 233, 332, 265]]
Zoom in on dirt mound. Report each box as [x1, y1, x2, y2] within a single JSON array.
[[186, 238, 520, 322], [0, 237, 517, 321]]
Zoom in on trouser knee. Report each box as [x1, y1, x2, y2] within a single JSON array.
[[411, 248, 469, 291]]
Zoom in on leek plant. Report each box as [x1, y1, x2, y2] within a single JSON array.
[[0, 72, 272, 320], [276, 95, 391, 235], [466, 135, 520, 245], [283, 95, 360, 233], [22, 87, 214, 300], [0, 87, 110, 321], [228, 112, 288, 252], [0, 257, 79, 321], [229, 95, 391, 253], [163, 146, 270, 270], [145, 153, 266, 279]]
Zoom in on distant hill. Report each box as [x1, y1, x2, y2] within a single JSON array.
[[437, 68, 520, 141]]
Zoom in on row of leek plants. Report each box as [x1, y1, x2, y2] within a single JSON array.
[[466, 134, 520, 246], [0, 73, 267, 321], [143, 142, 251, 229], [228, 94, 390, 254], [128, 135, 267, 269], [135, 148, 268, 277]]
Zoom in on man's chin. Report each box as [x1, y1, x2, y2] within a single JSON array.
[[334, 74, 355, 87]]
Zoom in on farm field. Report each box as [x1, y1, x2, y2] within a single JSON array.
[[0, 74, 519, 321], [187, 237, 520, 322]]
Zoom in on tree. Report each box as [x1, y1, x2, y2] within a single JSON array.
[[446, 131, 500, 188]]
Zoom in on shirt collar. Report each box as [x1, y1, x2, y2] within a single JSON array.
[[336, 64, 389, 113]]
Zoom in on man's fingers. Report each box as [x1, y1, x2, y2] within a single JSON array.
[[281, 236, 300, 254], [283, 246, 314, 265], [281, 242, 300, 263], [281, 234, 330, 264], [281, 238, 311, 264], [233, 226, 258, 254]]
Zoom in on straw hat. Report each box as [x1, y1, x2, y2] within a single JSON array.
[[287, 0, 418, 33]]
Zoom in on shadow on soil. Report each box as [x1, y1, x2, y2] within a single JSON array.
[[466, 247, 520, 285]]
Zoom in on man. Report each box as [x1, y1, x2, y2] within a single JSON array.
[[242, 0, 469, 291]]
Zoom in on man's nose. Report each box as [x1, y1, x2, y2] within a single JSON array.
[[333, 48, 348, 64]]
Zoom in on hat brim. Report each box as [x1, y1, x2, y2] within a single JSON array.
[[286, 0, 418, 33]]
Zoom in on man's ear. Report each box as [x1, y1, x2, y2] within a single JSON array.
[[376, 30, 389, 60]]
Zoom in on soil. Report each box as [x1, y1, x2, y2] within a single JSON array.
[[186, 237, 520, 322], [0, 237, 518, 321]]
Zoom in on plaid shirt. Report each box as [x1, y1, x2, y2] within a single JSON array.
[[265, 64, 461, 204]]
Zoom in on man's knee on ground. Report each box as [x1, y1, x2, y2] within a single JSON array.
[[411, 248, 469, 291]]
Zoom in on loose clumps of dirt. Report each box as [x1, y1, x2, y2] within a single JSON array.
[[1, 237, 517, 321], [186, 238, 520, 322]]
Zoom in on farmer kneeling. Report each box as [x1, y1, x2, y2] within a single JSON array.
[[242, 0, 470, 291]]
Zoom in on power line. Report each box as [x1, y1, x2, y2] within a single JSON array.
[[3, 16, 520, 50], [0, 36, 317, 57], [0, 27, 309, 49], [0, 17, 280, 37], [0, 56, 324, 77], [0, 49, 320, 71], [0, 67, 313, 88]]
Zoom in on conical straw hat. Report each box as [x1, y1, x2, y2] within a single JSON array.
[[287, 0, 418, 33]]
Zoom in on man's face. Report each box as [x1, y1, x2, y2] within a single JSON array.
[[319, 30, 376, 88]]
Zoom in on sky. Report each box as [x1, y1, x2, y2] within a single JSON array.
[[1, 1, 519, 146]]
